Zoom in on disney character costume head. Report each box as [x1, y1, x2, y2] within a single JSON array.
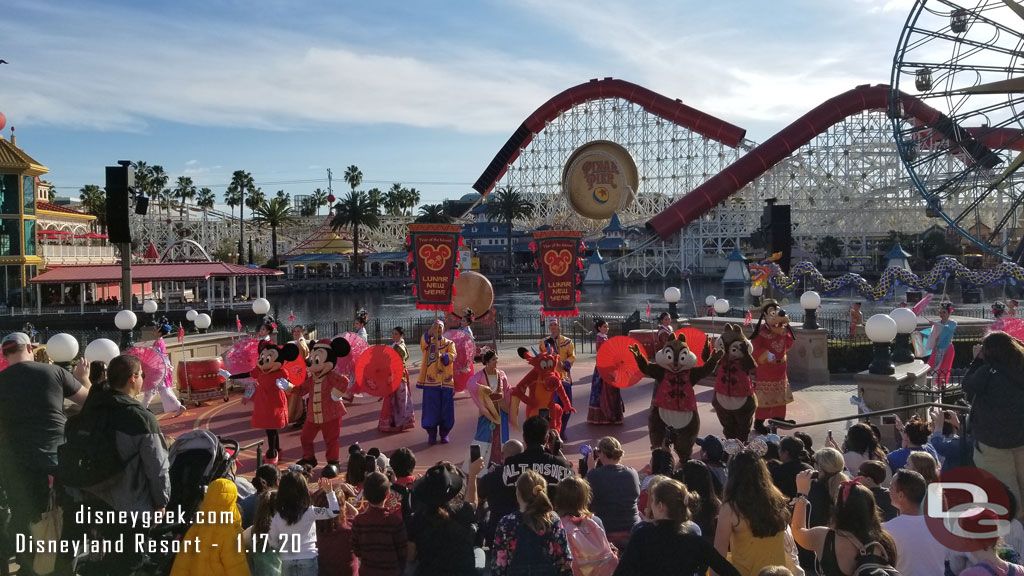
[[750, 299, 793, 339], [256, 340, 299, 373], [309, 337, 352, 378]]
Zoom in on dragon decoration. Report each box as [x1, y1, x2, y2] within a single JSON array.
[[749, 256, 1024, 302]]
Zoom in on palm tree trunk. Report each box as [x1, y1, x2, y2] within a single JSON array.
[[354, 225, 361, 277], [271, 225, 278, 267], [507, 219, 514, 273], [239, 196, 245, 265]]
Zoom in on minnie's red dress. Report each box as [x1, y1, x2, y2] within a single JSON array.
[[251, 368, 289, 430]]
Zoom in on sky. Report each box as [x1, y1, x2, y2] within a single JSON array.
[[0, 0, 913, 211]]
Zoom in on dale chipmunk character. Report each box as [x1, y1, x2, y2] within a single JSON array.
[[629, 333, 723, 462], [511, 347, 574, 435], [286, 337, 351, 472], [712, 324, 758, 441], [750, 300, 796, 428], [220, 341, 300, 465]]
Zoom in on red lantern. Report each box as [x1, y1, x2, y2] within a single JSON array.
[[327, 194, 335, 203]]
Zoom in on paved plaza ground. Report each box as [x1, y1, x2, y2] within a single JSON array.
[[156, 342, 860, 474]]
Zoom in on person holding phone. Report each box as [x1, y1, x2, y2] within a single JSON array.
[[927, 407, 972, 470]]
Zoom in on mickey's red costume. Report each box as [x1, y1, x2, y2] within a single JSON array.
[[221, 341, 300, 465], [289, 337, 351, 469], [510, 347, 573, 435]]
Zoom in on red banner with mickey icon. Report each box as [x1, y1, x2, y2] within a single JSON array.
[[532, 230, 583, 317], [408, 224, 462, 312]]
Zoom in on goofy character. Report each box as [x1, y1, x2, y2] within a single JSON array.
[[419, 319, 457, 445], [750, 300, 796, 428], [511, 347, 574, 436], [713, 323, 758, 441], [630, 334, 722, 462], [288, 337, 351, 470], [221, 341, 300, 465]]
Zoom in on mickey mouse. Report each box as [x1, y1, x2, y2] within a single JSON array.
[[286, 337, 351, 471], [221, 341, 300, 465]]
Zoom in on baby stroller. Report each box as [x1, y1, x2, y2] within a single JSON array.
[[147, 430, 239, 575]]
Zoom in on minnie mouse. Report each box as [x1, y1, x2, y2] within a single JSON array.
[[286, 337, 351, 470], [220, 341, 300, 465]]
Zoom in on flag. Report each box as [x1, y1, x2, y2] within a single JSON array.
[[646, 302, 651, 318], [177, 323, 185, 344], [236, 315, 242, 332], [744, 311, 752, 326]]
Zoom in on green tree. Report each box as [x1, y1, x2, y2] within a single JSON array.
[[330, 190, 380, 276], [415, 203, 453, 224], [310, 188, 329, 216], [384, 184, 404, 216], [173, 176, 197, 220], [344, 165, 363, 193], [228, 170, 255, 265], [149, 165, 169, 216], [299, 197, 317, 217], [245, 186, 266, 213], [79, 184, 106, 232], [484, 185, 535, 271], [196, 187, 215, 212], [251, 195, 297, 267], [815, 235, 843, 269], [367, 187, 384, 212], [404, 187, 421, 215]]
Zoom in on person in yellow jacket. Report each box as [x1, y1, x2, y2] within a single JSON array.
[[170, 478, 250, 576], [418, 319, 457, 445], [541, 318, 576, 438]]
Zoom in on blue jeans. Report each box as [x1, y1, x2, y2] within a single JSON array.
[[281, 557, 318, 576]]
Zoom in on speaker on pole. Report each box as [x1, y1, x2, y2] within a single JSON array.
[[762, 199, 792, 273], [106, 164, 135, 244]]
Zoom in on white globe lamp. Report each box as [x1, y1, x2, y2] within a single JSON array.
[[664, 287, 681, 304], [143, 299, 158, 314], [185, 309, 199, 322], [800, 291, 821, 330], [195, 313, 212, 333], [46, 333, 79, 364], [865, 314, 898, 375], [85, 338, 121, 365], [114, 309, 138, 349], [704, 295, 717, 307], [252, 298, 271, 316], [890, 307, 918, 363], [713, 298, 730, 315]]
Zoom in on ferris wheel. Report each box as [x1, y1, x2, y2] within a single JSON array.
[[892, 0, 1024, 262]]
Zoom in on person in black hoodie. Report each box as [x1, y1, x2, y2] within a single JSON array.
[[500, 416, 574, 491], [769, 436, 812, 499]]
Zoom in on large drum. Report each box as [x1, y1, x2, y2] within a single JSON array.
[[628, 329, 661, 359], [177, 357, 229, 405], [451, 271, 494, 320]]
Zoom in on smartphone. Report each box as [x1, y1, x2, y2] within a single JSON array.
[[827, 430, 833, 441], [881, 414, 897, 425], [470, 444, 481, 463]]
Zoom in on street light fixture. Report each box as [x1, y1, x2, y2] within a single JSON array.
[[713, 298, 730, 316], [252, 298, 271, 316], [890, 307, 918, 363], [865, 314, 898, 375], [664, 287, 681, 320], [115, 309, 138, 350], [750, 284, 764, 307], [800, 291, 821, 330], [85, 338, 121, 365], [195, 313, 212, 334], [143, 299, 158, 314], [46, 333, 79, 369]]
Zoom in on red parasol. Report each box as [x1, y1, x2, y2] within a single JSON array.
[[355, 345, 403, 397], [674, 327, 710, 367], [125, 346, 167, 392], [0, 354, 10, 373], [596, 336, 647, 389], [283, 358, 306, 385], [225, 338, 259, 377]]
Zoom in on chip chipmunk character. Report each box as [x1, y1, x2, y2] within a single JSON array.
[[712, 323, 758, 441]]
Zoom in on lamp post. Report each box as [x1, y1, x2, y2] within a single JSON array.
[[800, 291, 821, 330], [85, 338, 121, 365], [664, 287, 681, 320], [186, 308, 199, 333], [865, 314, 898, 375], [252, 297, 271, 316], [46, 333, 79, 370], [704, 295, 717, 316], [713, 298, 730, 316], [890, 307, 918, 363], [195, 313, 212, 334], [750, 284, 763, 308], [115, 309, 138, 350]]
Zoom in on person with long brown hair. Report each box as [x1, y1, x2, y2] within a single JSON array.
[[840, 423, 890, 485], [792, 470, 898, 576], [713, 451, 801, 576], [492, 470, 573, 576], [965, 330, 1024, 518], [615, 478, 739, 576]]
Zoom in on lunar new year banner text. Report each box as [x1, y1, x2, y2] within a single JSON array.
[[532, 230, 583, 317], [408, 224, 462, 312]]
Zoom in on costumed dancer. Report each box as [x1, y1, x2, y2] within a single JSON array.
[[288, 324, 310, 426], [750, 300, 796, 428], [288, 337, 351, 471], [656, 312, 675, 348], [541, 318, 576, 438], [712, 323, 757, 441], [418, 319, 457, 445], [989, 300, 1024, 341], [220, 341, 300, 465], [257, 319, 275, 342], [453, 308, 477, 394], [511, 347, 574, 435], [1010, 299, 1019, 318], [143, 317, 186, 417], [587, 319, 623, 425], [926, 301, 957, 386], [378, 326, 416, 432], [468, 348, 511, 466], [343, 309, 369, 403], [850, 302, 864, 338]]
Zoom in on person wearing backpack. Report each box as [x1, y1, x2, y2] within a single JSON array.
[[614, 478, 740, 576], [492, 469, 574, 576], [791, 470, 899, 576], [61, 354, 171, 574], [554, 476, 618, 576]]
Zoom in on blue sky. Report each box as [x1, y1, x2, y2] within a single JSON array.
[[1, 0, 911, 208]]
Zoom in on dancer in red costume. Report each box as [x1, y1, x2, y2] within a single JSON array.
[[511, 347, 574, 436], [750, 300, 795, 428]]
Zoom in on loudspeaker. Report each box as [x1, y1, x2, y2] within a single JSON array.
[[106, 165, 132, 244], [762, 201, 792, 273], [135, 196, 149, 215]]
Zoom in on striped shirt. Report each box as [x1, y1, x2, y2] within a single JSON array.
[[352, 505, 408, 576]]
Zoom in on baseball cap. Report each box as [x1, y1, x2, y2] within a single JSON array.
[[1, 332, 31, 353], [695, 435, 724, 459]]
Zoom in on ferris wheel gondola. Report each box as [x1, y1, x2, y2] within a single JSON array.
[[892, 0, 1024, 262]]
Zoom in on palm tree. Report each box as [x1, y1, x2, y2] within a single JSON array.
[[173, 176, 197, 220], [310, 188, 329, 216], [404, 187, 421, 216], [251, 195, 297, 267], [299, 198, 317, 217], [196, 186, 215, 241], [330, 190, 380, 276], [384, 184, 404, 216], [415, 203, 453, 224], [79, 184, 106, 232], [485, 185, 535, 272], [228, 170, 255, 265], [367, 187, 384, 212], [149, 166, 169, 216], [245, 186, 266, 214], [344, 165, 363, 193]]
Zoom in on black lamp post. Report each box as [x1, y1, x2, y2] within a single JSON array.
[[866, 314, 897, 375]]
